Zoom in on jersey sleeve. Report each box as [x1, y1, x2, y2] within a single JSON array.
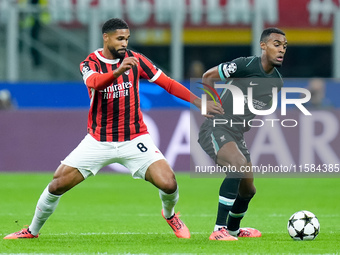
[[153, 72, 198, 103], [217, 57, 248, 81], [80, 56, 100, 84], [80, 55, 117, 90], [137, 53, 162, 82]]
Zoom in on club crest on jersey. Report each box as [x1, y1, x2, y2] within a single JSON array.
[[124, 70, 130, 75]]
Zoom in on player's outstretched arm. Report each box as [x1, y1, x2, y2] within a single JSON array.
[[153, 72, 224, 117]]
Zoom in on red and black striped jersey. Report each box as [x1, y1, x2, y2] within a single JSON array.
[[80, 49, 162, 142]]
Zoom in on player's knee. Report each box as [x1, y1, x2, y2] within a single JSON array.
[[48, 165, 84, 195], [48, 179, 67, 195], [248, 186, 256, 198], [48, 174, 75, 195], [159, 178, 177, 194], [240, 185, 256, 199], [48, 182, 61, 195]]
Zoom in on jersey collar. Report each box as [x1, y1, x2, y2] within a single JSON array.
[[94, 48, 120, 65]]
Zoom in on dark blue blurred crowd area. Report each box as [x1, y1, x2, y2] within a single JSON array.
[[0, 79, 339, 110]]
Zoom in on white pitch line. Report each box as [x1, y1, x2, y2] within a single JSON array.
[[0, 253, 201, 255], [44, 231, 208, 236]]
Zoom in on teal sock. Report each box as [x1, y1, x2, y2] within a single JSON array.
[[215, 177, 241, 226]]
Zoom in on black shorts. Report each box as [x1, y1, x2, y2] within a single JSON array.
[[198, 119, 251, 163]]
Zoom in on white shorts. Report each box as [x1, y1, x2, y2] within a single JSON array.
[[61, 133, 166, 179]]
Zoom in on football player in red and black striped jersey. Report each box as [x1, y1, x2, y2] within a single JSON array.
[[3, 18, 223, 240]]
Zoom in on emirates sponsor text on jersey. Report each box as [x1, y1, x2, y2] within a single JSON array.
[[101, 81, 132, 99]]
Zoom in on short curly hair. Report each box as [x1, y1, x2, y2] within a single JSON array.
[[260, 27, 285, 42], [102, 18, 129, 34]]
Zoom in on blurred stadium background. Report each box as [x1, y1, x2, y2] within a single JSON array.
[[0, 0, 339, 174]]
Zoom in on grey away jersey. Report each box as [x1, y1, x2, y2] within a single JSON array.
[[212, 56, 284, 134]]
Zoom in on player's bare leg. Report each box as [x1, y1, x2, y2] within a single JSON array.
[[48, 164, 85, 195], [4, 165, 84, 239], [145, 159, 177, 194], [238, 164, 256, 198], [145, 159, 190, 238]]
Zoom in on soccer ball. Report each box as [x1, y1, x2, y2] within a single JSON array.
[[287, 210, 320, 240]]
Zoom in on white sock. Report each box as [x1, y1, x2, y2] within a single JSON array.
[[214, 225, 239, 236], [28, 185, 61, 235], [159, 187, 179, 219], [214, 224, 226, 232]]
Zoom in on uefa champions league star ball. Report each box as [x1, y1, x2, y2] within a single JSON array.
[[287, 210, 320, 240]]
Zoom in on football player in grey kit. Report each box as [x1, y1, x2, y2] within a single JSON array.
[[198, 27, 287, 240]]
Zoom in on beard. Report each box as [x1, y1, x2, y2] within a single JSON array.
[[108, 46, 126, 59]]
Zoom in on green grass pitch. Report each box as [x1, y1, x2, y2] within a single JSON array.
[[1, 173, 339, 254]]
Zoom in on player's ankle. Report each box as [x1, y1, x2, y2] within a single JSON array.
[[227, 229, 239, 236]]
